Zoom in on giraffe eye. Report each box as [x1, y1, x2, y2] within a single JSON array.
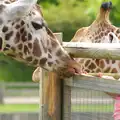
[[31, 21, 43, 30]]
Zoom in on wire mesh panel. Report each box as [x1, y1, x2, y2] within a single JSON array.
[[63, 77, 117, 120], [71, 88, 114, 120]]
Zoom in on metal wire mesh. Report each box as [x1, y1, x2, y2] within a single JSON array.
[[64, 87, 115, 120]]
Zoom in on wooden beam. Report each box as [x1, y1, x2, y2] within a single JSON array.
[[63, 42, 120, 60], [39, 33, 63, 120], [64, 75, 120, 94]]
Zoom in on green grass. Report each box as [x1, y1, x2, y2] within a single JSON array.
[[72, 104, 114, 112], [0, 104, 114, 113], [0, 104, 39, 113]]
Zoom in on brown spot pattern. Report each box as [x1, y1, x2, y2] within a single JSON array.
[[2, 26, 8, 33], [48, 54, 52, 58], [56, 60, 60, 64], [32, 59, 38, 65], [99, 60, 105, 69], [11, 47, 16, 52], [18, 52, 23, 58], [21, 20, 25, 26], [18, 44, 23, 50], [6, 44, 10, 48], [26, 56, 32, 62], [28, 43, 32, 49], [116, 29, 120, 34], [85, 60, 90, 67], [15, 24, 20, 29], [33, 39, 41, 57], [111, 68, 117, 73], [20, 28, 25, 34], [28, 33, 32, 40], [56, 49, 62, 56], [96, 68, 101, 72], [0, 4, 5, 12], [39, 58, 47, 66], [48, 62, 53, 67], [104, 67, 111, 72], [12, 22, 15, 26], [22, 31, 27, 42], [15, 32, 20, 43], [112, 60, 115, 64], [95, 59, 100, 66], [5, 31, 13, 40], [84, 69, 90, 73], [48, 49, 51, 53], [88, 63, 96, 70], [105, 60, 110, 64], [24, 45, 30, 55]]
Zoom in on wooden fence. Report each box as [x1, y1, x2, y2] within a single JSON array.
[[38, 33, 120, 120]]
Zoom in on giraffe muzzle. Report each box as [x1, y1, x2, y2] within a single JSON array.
[[67, 60, 82, 75], [101, 1, 112, 10]]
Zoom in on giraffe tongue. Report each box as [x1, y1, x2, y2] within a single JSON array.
[[68, 68, 79, 74]]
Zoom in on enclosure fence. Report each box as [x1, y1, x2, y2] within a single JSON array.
[[39, 33, 120, 120]]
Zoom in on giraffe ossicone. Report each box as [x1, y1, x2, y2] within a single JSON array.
[[0, 0, 82, 78]]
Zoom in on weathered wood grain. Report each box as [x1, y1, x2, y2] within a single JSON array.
[[63, 42, 120, 60], [64, 75, 120, 94]]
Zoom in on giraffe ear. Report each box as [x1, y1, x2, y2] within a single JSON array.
[[5, 0, 37, 20], [108, 32, 119, 43]]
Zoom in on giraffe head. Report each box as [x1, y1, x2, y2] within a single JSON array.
[[0, 0, 81, 78], [96, 1, 112, 22]]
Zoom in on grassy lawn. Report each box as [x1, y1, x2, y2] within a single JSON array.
[[0, 104, 114, 113], [72, 104, 114, 112], [0, 104, 39, 113]]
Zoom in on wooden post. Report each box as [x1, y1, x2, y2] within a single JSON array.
[[39, 33, 63, 120], [39, 69, 53, 120], [63, 78, 72, 120]]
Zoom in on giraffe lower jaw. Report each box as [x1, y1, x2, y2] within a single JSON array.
[[67, 67, 81, 75]]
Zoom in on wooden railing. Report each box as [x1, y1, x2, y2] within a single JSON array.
[[39, 33, 120, 120]]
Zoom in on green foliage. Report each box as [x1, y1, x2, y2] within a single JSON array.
[[42, 0, 92, 41], [41, 0, 120, 41], [0, 54, 34, 82]]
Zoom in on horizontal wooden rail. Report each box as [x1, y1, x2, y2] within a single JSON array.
[[63, 42, 120, 60], [64, 75, 120, 94]]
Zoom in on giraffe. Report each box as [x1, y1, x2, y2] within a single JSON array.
[[0, 0, 83, 118], [72, 1, 120, 74], [0, 0, 82, 78], [72, 1, 120, 120]]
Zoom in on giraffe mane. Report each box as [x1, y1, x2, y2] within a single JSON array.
[[35, 4, 44, 17]]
